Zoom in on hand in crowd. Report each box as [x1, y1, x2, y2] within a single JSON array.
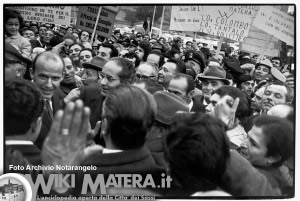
[[86, 121, 101, 146], [42, 100, 90, 173], [51, 41, 65, 55], [64, 88, 81, 104], [74, 75, 84, 88], [213, 95, 239, 130]]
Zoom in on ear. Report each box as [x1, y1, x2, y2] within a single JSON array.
[[100, 118, 108, 137], [29, 68, 34, 80], [187, 90, 195, 99], [267, 154, 281, 165]]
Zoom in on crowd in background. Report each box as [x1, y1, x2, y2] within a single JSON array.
[[4, 7, 295, 197]]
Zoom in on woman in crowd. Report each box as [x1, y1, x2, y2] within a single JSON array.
[[5, 8, 31, 59], [68, 43, 85, 73]]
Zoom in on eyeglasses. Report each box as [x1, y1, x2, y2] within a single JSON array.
[[39, 28, 47, 31], [135, 73, 156, 80], [99, 72, 120, 83]]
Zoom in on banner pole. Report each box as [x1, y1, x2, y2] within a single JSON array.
[[150, 6, 156, 37], [257, 35, 273, 63], [159, 6, 165, 38], [214, 36, 224, 60], [90, 6, 102, 45]]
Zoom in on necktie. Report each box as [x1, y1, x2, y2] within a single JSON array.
[[45, 100, 53, 121]]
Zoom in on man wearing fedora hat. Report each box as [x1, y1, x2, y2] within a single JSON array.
[[5, 42, 32, 81], [198, 65, 230, 107], [81, 56, 107, 87]]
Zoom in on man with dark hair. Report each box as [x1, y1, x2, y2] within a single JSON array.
[[42, 85, 164, 195], [271, 57, 284, 71], [164, 112, 230, 196], [157, 58, 186, 88], [143, 16, 152, 35], [98, 43, 118, 60], [30, 51, 65, 149], [244, 115, 293, 192], [5, 79, 44, 165], [147, 50, 165, 68], [167, 73, 204, 112], [206, 86, 249, 149], [135, 41, 152, 61], [253, 59, 273, 86]]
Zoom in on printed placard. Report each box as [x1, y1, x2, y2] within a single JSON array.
[[11, 6, 71, 26], [76, 6, 117, 38], [252, 6, 294, 46], [170, 6, 257, 42]]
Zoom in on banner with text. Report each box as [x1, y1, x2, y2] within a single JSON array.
[[170, 6, 257, 42], [76, 6, 117, 38], [252, 6, 294, 46], [11, 6, 71, 26]]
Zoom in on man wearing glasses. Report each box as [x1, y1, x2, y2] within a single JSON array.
[[99, 57, 135, 96], [134, 62, 158, 82]]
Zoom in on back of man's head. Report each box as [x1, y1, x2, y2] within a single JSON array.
[[101, 43, 119, 58], [165, 113, 230, 193], [167, 58, 186, 74], [103, 85, 155, 150], [213, 86, 249, 124], [253, 115, 293, 167], [5, 79, 44, 136], [109, 57, 135, 84]]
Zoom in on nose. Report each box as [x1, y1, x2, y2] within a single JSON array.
[[206, 83, 213, 90], [46, 78, 53, 87], [100, 77, 108, 85], [205, 104, 211, 113]]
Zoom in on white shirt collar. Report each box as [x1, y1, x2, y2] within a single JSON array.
[[6, 140, 34, 145], [188, 99, 194, 112], [102, 148, 123, 154]]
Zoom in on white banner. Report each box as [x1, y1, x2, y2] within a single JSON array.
[[170, 6, 257, 42], [252, 6, 294, 46], [12, 6, 71, 26]]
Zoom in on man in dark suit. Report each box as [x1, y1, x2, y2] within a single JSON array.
[[42, 85, 164, 195], [5, 79, 44, 166], [30, 51, 65, 149], [167, 73, 205, 112], [143, 16, 152, 35]]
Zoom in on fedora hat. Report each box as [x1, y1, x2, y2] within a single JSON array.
[[82, 56, 107, 71], [154, 91, 189, 125], [198, 65, 230, 85]]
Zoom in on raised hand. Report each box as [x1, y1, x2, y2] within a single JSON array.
[[42, 100, 90, 173], [214, 95, 239, 130], [64, 88, 81, 104]]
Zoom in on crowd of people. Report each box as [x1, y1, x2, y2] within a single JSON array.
[[4, 7, 295, 197]]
